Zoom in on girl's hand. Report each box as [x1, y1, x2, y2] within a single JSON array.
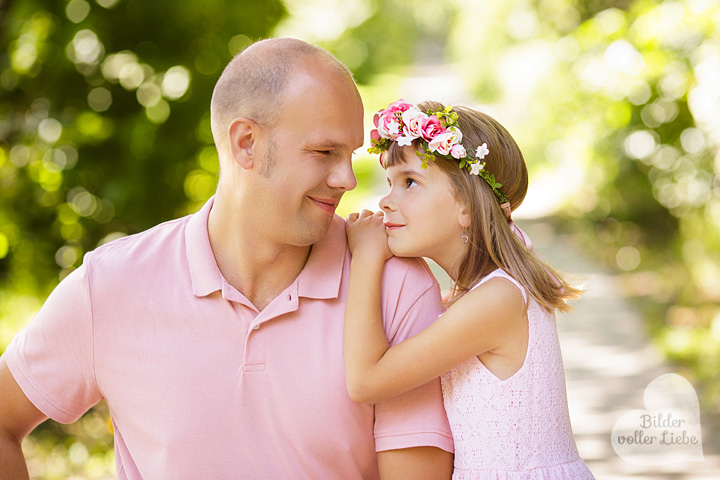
[[346, 210, 392, 263]]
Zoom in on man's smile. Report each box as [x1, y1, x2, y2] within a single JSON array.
[[308, 196, 340, 214]]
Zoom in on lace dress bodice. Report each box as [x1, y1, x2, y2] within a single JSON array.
[[441, 269, 594, 479]]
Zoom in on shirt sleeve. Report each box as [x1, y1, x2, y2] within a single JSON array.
[[4, 255, 101, 424], [373, 257, 454, 453]]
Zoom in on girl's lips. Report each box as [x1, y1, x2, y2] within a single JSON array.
[[309, 196, 338, 214], [384, 222, 405, 231]]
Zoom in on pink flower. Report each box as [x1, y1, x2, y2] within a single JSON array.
[[428, 132, 452, 154], [428, 127, 463, 155], [370, 129, 381, 142], [421, 116, 444, 142], [450, 144, 467, 159], [383, 99, 413, 116], [376, 112, 401, 139], [373, 100, 414, 139], [401, 108, 428, 139]]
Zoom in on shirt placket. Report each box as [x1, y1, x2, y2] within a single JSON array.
[[230, 283, 300, 374]]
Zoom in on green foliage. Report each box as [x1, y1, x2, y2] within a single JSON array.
[[4, 0, 720, 475], [443, 0, 720, 413], [320, 0, 455, 84], [1, 0, 284, 476], [0, 0, 285, 300], [521, 0, 720, 411]]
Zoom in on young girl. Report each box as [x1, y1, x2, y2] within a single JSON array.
[[344, 100, 594, 479]]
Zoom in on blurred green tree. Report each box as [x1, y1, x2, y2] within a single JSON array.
[[512, 0, 720, 409], [1, 0, 284, 476], [0, 0, 284, 301], [4, 0, 720, 476]]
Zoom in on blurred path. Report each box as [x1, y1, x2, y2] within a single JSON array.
[[521, 218, 720, 479]]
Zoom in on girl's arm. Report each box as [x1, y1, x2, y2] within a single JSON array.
[[344, 212, 527, 404], [344, 210, 394, 402]]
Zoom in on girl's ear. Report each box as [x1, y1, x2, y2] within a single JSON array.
[[227, 117, 258, 170], [458, 207, 471, 231]]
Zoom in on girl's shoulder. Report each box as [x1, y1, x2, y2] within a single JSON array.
[[444, 268, 528, 357], [451, 269, 527, 328], [468, 268, 528, 304]]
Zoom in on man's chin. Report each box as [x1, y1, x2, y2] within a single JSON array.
[[292, 218, 334, 247]]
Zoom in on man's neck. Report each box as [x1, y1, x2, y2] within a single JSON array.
[[207, 195, 311, 311]]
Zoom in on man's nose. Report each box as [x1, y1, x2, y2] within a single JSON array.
[[328, 157, 357, 191]]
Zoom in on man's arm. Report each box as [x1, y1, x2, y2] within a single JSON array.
[[378, 447, 453, 480], [368, 257, 454, 478], [0, 355, 48, 480]]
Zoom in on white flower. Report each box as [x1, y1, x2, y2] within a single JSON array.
[[397, 135, 414, 147], [475, 143, 489, 160], [387, 120, 400, 138], [469, 162, 484, 175], [446, 126, 463, 144]]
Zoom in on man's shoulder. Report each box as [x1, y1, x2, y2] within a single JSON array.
[[380, 257, 444, 340], [380, 256, 441, 319], [84, 214, 191, 272], [383, 256, 437, 289]]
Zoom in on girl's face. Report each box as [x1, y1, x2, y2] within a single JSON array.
[[380, 147, 469, 275]]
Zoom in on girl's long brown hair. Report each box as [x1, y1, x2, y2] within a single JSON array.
[[382, 101, 582, 312]]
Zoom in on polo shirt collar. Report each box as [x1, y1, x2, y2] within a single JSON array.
[[185, 196, 223, 297], [185, 196, 347, 300], [295, 215, 346, 300]]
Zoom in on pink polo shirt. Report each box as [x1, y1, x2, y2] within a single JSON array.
[[6, 196, 453, 479]]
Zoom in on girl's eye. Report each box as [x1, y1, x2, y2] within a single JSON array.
[[406, 177, 417, 188]]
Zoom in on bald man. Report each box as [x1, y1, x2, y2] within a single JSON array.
[[0, 39, 453, 479]]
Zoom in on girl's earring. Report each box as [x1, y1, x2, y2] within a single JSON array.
[[461, 227, 469, 244]]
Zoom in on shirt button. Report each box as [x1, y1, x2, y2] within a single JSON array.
[[253, 324, 260, 330]]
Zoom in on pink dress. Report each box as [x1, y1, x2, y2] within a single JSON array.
[[441, 269, 594, 479]]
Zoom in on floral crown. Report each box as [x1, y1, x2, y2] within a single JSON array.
[[368, 100, 508, 204]]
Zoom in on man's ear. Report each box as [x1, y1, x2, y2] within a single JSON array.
[[227, 117, 258, 170]]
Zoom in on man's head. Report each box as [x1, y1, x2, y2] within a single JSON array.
[[210, 38, 355, 168], [210, 38, 364, 247]]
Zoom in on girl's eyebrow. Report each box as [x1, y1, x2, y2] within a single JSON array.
[[387, 168, 425, 186], [394, 168, 426, 178]]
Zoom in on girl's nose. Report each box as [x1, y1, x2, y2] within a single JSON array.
[[379, 192, 395, 212]]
